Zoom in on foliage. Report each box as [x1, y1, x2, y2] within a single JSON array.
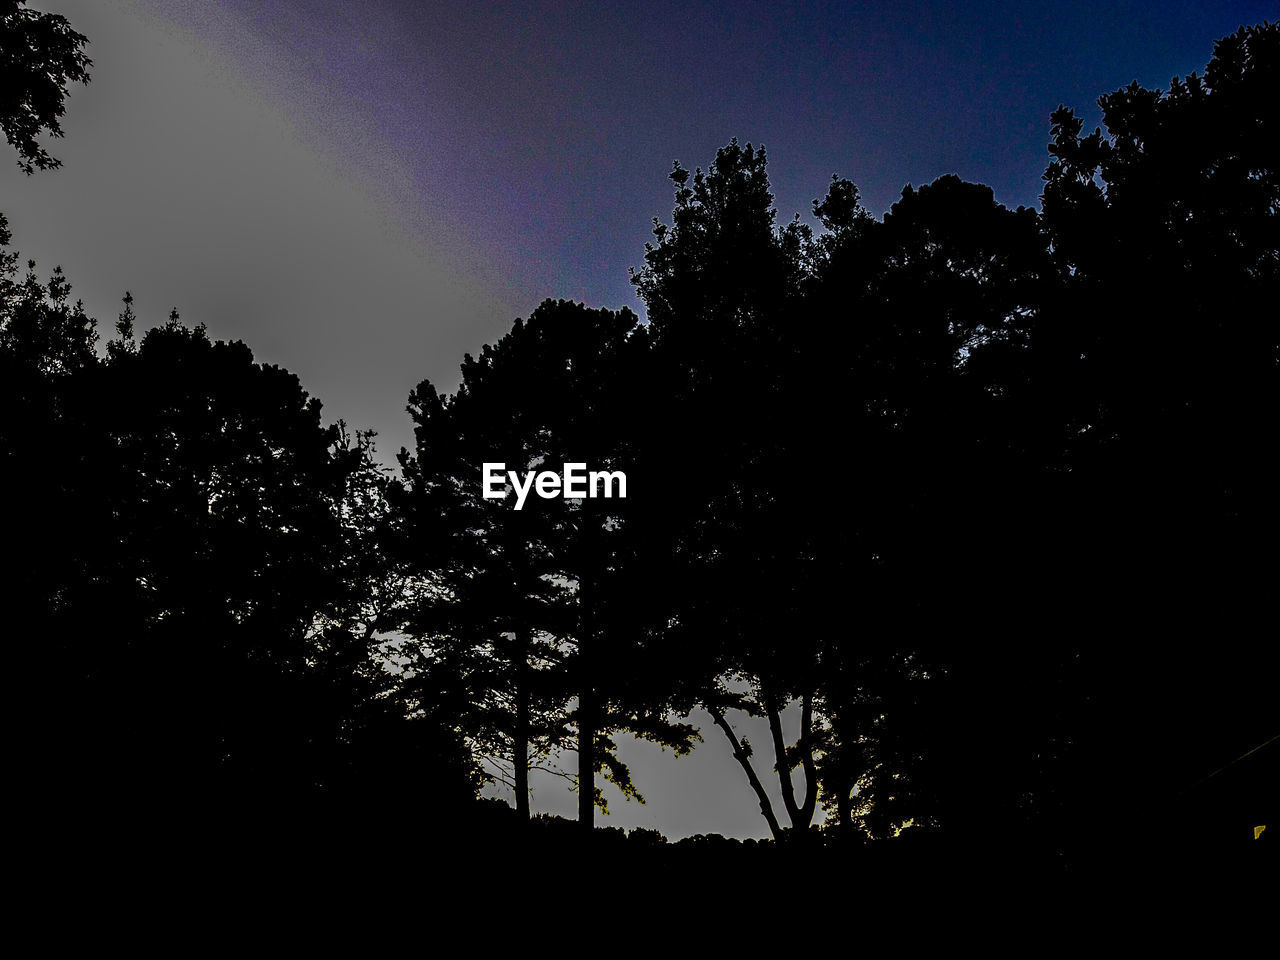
[[0, 0, 91, 173], [3, 8, 1276, 871]]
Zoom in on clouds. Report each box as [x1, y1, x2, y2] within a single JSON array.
[[3, 0, 513, 459]]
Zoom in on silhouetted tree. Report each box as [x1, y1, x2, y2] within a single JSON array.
[[308, 424, 484, 820], [2, 266, 479, 831], [5, 0, 1274, 875], [400, 300, 695, 829], [1036, 20, 1280, 858], [1, 244, 99, 707], [0, 0, 91, 174], [397, 368, 574, 820], [633, 139, 1071, 848], [811, 173, 1073, 847], [631, 141, 838, 843]]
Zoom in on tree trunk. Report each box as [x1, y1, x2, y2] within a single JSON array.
[[836, 779, 853, 840], [832, 706, 855, 841], [797, 693, 819, 828], [764, 690, 819, 843], [577, 544, 596, 831], [764, 692, 800, 825], [513, 625, 530, 821], [709, 705, 785, 842]]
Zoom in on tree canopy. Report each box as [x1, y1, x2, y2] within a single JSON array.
[[4, 9, 1275, 884], [0, 0, 91, 174]]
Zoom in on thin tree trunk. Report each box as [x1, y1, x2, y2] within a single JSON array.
[[513, 625, 530, 821], [836, 774, 853, 840], [764, 691, 802, 826], [797, 693, 819, 828], [577, 552, 596, 831], [832, 706, 855, 841], [709, 705, 785, 842], [765, 690, 819, 841]]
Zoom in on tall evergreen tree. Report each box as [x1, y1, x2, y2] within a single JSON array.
[[400, 299, 694, 829]]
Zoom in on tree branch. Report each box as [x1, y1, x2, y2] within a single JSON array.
[[798, 693, 819, 827], [708, 704, 784, 842], [764, 689, 802, 828]]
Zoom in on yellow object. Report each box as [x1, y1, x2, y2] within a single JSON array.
[[1255, 824, 1268, 840]]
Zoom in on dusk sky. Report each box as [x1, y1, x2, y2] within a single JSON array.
[[4, 0, 1273, 837]]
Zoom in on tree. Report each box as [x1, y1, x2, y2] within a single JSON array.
[[397, 370, 574, 821], [810, 173, 1070, 846], [6, 284, 486, 830], [74, 316, 352, 807], [631, 136, 1072, 848], [1036, 20, 1280, 855], [399, 300, 696, 829], [0, 0, 91, 174], [1, 241, 100, 689], [308, 425, 484, 826], [631, 141, 832, 843]]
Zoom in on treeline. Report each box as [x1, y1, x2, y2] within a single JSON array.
[[3, 6, 1276, 872]]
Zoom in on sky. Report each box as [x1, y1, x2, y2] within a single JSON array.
[[3, 0, 1274, 838]]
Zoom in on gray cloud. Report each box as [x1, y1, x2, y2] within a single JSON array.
[[3, 0, 515, 460]]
